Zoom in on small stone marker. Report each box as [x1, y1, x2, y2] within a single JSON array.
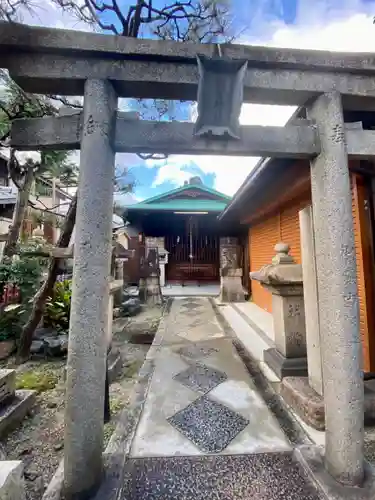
[[0, 369, 36, 438], [0, 369, 16, 405]]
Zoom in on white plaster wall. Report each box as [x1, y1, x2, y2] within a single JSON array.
[[117, 230, 129, 249], [0, 217, 12, 259]]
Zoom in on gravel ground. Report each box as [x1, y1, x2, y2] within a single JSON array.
[[0, 305, 163, 500]]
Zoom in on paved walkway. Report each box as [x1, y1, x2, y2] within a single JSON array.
[[118, 298, 322, 499]]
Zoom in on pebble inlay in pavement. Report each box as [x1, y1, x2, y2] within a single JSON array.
[[121, 453, 323, 500], [167, 395, 249, 453], [173, 362, 227, 394]]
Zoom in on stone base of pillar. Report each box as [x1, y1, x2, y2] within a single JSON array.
[[281, 376, 375, 431], [263, 347, 308, 379], [295, 445, 375, 499], [280, 376, 325, 430], [219, 268, 245, 303], [145, 273, 163, 306]]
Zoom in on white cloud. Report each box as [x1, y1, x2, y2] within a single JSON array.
[[16, 0, 92, 31], [151, 163, 192, 188]]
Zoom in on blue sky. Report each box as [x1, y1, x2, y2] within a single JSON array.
[[20, 0, 375, 204], [113, 0, 375, 204]]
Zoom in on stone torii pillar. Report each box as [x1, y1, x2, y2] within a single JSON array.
[[307, 91, 364, 486], [64, 79, 118, 500]]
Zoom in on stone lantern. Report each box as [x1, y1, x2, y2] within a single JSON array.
[[194, 54, 248, 139], [250, 243, 308, 378]]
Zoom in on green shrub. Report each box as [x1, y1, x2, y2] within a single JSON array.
[[44, 280, 72, 332], [0, 304, 24, 341], [0, 244, 46, 341]]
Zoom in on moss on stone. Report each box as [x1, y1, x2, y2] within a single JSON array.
[[103, 422, 116, 446], [16, 371, 58, 393], [122, 360, 143, 379], [110, 397, 124, 414]]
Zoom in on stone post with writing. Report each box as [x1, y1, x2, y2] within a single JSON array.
[[307, 91, 364, 486], [64, 79, 117, 500], [250, 243, 307, 379]]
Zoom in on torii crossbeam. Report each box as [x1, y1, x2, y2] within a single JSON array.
[[1, 21, 373, 499]]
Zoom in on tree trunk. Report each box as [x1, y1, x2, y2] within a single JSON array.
[[2, 166, 34, 261], [16, 194, 77, 364]]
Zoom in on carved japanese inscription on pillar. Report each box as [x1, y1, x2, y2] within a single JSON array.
[[194, 55, 248, 140]]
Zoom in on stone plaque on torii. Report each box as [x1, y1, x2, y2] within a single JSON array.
[[194, 49, 247, 139], [1, 21, 374, 498]]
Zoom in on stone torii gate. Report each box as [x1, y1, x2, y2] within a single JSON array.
[[1, 21, 375, 499]]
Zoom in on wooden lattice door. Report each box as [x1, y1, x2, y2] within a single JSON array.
[[165, 216, 219, 284]]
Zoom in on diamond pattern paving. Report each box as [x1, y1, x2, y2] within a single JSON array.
[[167, 395, 249, 453], [176, 344, 218, 360], [121, 453, 323, 500], [173, 363, 227, 394], [181, 300, 201, 311]]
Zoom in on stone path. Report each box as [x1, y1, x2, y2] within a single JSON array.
[[119, 298, 323, 499]]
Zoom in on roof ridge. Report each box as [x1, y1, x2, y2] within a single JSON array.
[[134, 183, 231, 205]]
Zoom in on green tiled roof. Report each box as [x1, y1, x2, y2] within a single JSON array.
[[141, 184, 231, 204], [126, 183, 231, 214], [126, 198, 228, 213]]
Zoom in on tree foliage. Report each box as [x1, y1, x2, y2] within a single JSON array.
[[0, 238, 48, 340], [0, 71, 79, 188], [0, 71, 79, 261]]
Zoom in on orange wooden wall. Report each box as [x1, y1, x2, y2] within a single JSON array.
[[248, 173, 375, 371], [249, 194, 311, 312], [351, 173, 375, 372]]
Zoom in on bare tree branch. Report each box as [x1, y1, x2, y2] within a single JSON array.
[[50, 0, 232, 41], [0, 0, 35, 21]]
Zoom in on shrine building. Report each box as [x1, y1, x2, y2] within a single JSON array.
[[124, 176, 243, 286]]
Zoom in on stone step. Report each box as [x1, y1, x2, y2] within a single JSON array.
[[231, 303, 274, 349], [0, 369, 16, 405], [0, 390, 36, 439], [215, 302, 280, 387], [216, 302, 272, 361]]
